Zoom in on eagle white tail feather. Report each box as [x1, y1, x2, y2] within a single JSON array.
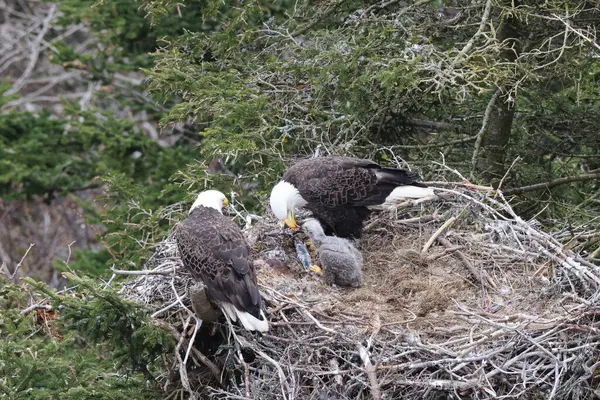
[[219, 302, 269, 332], [386, 186, 435, 201]]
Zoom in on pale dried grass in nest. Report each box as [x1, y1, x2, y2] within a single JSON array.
[[119, 185, 600, 400]]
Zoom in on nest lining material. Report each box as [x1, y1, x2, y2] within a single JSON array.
[[120, 184, 600, 400]]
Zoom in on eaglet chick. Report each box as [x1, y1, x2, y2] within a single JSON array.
[[301, 218, 364, 287]]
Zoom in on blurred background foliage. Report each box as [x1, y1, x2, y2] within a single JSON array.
[[1, 0, 599, 397]]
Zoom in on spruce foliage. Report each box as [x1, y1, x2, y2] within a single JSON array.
[[1, 275, 167, 399]]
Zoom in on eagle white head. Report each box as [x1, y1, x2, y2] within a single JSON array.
[[190, 190, 229, 214], [269, 181, 307, 229]]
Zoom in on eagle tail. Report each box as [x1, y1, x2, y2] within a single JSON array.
[[387, 185, 435, 200], [375, 168, 434, 199], [220, 302, 269, 333], [375, 168, 421, 185]]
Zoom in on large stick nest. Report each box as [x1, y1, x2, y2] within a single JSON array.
[[121, 183, 600, 400]]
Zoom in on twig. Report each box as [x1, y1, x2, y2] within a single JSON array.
[[237, 336, 291, 400], [151, 299, 181, 318], [11, 243, 35, 281], [452, 0, 494, 64], [363, 0, 436, 18], [292, 0, 346, 36], [432, 160, 470, 183], [471, 88, 501, 177], [421, 212, 462, 255], [302, 309, 336, 334], [183, 318, 202, 364], [552, 13, 600, 51], [496, 156, 521, 194], [503, 172, 600, 195], [438, 236, 497, 290], [154, 319, 222, 385], [422, 181, 494, 192], [110, 266, 174, 275], [20, 303, 52, 315], [174, 316, 196, 399], [329, 359, 343, 388], [4, 4, 57, 96], [358, 345, 382, 400]]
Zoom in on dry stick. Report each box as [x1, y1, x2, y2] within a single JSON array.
[[495, 156, 522, 194], [110, 266, 174, 275], [190, 347, 222, 384], [183, 318, 202, 364], [432, 161, 471, 183], [393, 195, 437, 209], [222, 317, 252, 398], [453, 0, 493, 64], [292, 0, 346, 36], [421, 210, 464, 255], [470, 88, 501, 178], [591, 244, 600, 260], [20, 303, 52, 315], [156, 319, 222, 384], [382, 378, 477, 392], [456, 303, 560, 363], [358, 345, 382, 400], [422, 181, 494, 191], [425, 245, 465, 262], [174, 316, 196, 399], [366, 313, 381, 351], [261, 284, 337, 333], [237, 336, 291, 400], [11, 243, 35, 281], [394, 136, 478, 150], [363, 0, 437, 17], [329, 359, 343, 388], [5, 3, 57, 96], [302, 309, 337, 334], [503, 172, 600, 195], [152, 299, 181, 318], [168, 276, 208, 377], [553, 13, 600, 51], [438, 237, 497, 290], [433, 187, 508, 220]]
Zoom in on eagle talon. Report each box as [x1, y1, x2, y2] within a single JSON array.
[[309, 265, 323, 276]]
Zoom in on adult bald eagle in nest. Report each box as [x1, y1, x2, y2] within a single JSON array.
[[270, 156, 434, 238], [175, 190, 268, 332]]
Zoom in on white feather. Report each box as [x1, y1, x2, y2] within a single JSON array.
[[219, 302, 269, 333], [190, 190, 226, 214], [385, 186, 435, 202], [269, 180, 307, 221]]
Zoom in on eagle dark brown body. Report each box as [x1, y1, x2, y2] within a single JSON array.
[[175, 205, 267, 331], [281, 156, 431, 238]]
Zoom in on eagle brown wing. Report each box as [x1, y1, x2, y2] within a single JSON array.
[[174, 206, 262, 319], [284, 156, 418, 207]]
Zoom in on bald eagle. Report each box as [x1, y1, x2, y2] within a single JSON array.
[[270, 156, 434, 238], [174, 190, 268, 332]]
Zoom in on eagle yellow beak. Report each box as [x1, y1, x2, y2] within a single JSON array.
[[222, 198, 229, 208], [284, 210, 298, 230]]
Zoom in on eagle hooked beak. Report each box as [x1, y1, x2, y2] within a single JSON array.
[[222, 198, 229, 209], [284, 210, 298, 230]]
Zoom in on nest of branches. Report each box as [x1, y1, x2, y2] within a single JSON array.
[[120, 181, 600, 400]]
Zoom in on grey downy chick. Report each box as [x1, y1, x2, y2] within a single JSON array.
[[301, 218, 364, 287]]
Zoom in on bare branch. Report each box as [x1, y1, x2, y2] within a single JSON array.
[[471, 88, 501, 177], [4, 3, 57, 96], [503, 172, 600, 195]]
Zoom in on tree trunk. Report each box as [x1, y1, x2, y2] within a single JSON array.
[[476, 8, 520, 184]]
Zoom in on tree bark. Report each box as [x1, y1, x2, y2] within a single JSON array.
[[476, 7, 520, 184]]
